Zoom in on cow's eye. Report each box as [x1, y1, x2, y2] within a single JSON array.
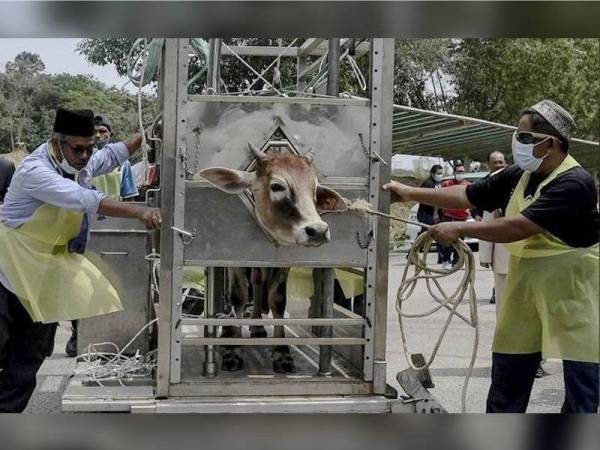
[[270, 183, 286, 192]]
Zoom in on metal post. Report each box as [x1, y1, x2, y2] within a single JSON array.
[[364, 39, 395, 393], [327, 38, 340, 97], [207, 38, 222, 93], [156, 39, 187, 396], [318, 268, 334, 375], [203, 267, 220, 377]]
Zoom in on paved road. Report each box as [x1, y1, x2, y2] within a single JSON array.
[[25, 251, 565, 413]]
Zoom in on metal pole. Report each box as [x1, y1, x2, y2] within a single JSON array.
[[207, 38, 222, 93], [203, 267, 219, 377], [318, 268, 334, 375], [327, 38, 340, 97]]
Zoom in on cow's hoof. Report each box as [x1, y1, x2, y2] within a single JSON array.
[[221, 348, 244, 371], [272, 346, 295, 373], [250, 327, 268, 338]]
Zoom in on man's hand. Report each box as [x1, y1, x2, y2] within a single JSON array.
[[382, 181, 413, 203], [137, 207, 161, 230], [428, 221, 464, 246]]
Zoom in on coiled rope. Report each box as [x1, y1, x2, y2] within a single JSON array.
[[346, 200, 479, 413]]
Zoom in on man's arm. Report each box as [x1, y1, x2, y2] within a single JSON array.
[[124, 133, 143, 157], [429, 214, 542, 246], [98, 197, 161, 229], [383, 181, 472, 210]]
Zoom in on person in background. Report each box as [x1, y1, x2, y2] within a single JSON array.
[[438, 162, 471, 269], [0, 157, 15, 204], [417, 164, 444, 263]]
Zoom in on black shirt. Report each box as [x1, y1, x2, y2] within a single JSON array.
[[466, 163, 599, 248], [0, 157, 15, 203], [417, 177, 439, 217]]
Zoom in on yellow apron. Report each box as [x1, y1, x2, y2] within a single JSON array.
[[494, 155, 599, 363], [287, 267, 364, 300], [0, 203, 123, 323], [183, 266, 206, 291], [92, 168, 122, 200]]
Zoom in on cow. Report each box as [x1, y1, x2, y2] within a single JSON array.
[[199, 144, 347, 373]]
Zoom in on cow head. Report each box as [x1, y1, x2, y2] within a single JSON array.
[[199, 143, 347, 247]]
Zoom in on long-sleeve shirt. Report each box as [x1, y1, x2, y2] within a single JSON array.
[[0, 140, 129, 292], [0, 140, 128, 228]]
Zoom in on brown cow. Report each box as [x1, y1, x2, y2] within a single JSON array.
[[200, 144, 346, 372]]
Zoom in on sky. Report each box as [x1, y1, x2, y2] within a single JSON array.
[[0, 38, 135, 91]]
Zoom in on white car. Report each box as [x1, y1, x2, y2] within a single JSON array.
[[404, 172, 489, 251]]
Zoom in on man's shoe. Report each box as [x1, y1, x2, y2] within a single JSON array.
[[489, 293, 496, 304], [535, 365, 550, 378], [65, 334, 77, 358]]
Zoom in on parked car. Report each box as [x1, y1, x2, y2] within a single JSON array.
[[404, 172, 489, 251]]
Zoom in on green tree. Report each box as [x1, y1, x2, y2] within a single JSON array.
[[446, 39, 599, 140]]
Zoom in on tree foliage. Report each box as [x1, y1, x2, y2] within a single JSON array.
[[0, 51, 158, 153], [445, 39, 599, 140]]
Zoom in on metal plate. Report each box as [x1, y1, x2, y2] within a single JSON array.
[[183, 185, 368, 266], [79, 214, 151, 355], [185, 99, 372, 179]]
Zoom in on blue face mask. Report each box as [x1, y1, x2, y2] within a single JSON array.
[[511, 132, 549, 172]]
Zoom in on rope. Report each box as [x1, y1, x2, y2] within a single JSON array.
[[346, 200, 479, 413]]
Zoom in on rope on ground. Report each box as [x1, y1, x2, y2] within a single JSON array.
[[75, 318, 159, 386], [346, 199, 479, 413]]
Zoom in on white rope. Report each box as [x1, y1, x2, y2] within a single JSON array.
[[75, 318, 159, 385], [345, 200, 479, 413]]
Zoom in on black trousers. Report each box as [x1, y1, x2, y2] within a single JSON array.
[[486, 352, 599, 413], [0, 282, 57, 413]]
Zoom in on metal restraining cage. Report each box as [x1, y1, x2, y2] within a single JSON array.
[[65, 38, 409, 413], [152, 39, 400, 412]]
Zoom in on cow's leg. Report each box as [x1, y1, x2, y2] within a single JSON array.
[[220, 268, 248, 371], [268, 268, 295, 373], [250, 268, 268, 338]]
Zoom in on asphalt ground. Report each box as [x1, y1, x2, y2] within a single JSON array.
[[25, 251, 565, 413]]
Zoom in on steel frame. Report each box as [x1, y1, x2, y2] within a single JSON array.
[[155, 38, 396, 407]]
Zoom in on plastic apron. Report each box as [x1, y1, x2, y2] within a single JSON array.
[[494, 154, 599, 363], [0, 203, 123, 323], [287, 267, 364, 300], [92, 169, 122, 200]]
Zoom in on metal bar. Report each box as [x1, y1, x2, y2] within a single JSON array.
[[207, 38, 221, 93], [326, 38, 340, 97], [187, 94, 369, 107], [318, 268, 335, 375], [299, 38, 325, 57], [202, 267, 218, 377], [298, 54, 327, 80], [182, 337, 365, 346], [365, 39, 394, 393], [220, 45, 299, 58], [181, 318, 364, 326], [183, 259, 366, 269], [156, 38, 185, 397]]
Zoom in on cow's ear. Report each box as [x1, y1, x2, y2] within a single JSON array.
[[199, 167, 257, 194], [316, 185, 347, 212]]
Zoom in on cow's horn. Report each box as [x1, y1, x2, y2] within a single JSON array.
[[303, 150, 315, 164], [248, 142, 267, 162]]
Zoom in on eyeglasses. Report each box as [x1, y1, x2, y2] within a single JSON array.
[[62, 140, 94, 155], [515, 131, 560, 145]]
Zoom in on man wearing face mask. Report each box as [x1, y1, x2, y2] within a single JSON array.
[[416, 165, 444, 263], [383, 100, 599, 413], [0, 108, 161, 412], [438, 162, 471, 269]]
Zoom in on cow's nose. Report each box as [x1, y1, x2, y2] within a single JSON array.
[[304, 222, 330, 244]]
